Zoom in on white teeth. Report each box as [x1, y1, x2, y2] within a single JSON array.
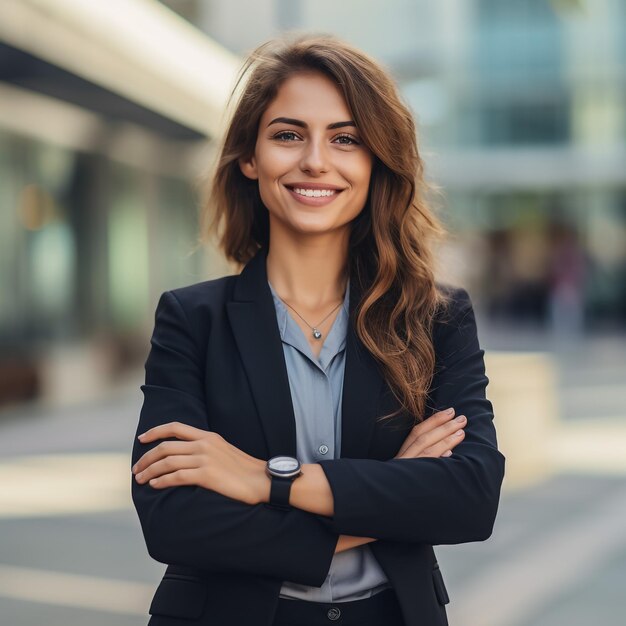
[[293, 187, 336, 197]]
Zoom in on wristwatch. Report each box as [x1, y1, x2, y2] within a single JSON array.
[[265, 455, 302, 510]]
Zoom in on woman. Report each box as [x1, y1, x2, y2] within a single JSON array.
[[131, 33, 505, 626]]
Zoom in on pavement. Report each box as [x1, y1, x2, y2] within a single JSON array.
[[0, 327, 624, 626]]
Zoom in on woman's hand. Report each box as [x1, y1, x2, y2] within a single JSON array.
[[282, 410, 465, 520], [337, 409, 466, 554], [394, 407, 466, 459], [132, 422, 269, 505]]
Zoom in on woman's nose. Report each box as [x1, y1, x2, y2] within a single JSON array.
[[299, 137, 330, 174]]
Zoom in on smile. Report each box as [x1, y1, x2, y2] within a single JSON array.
[[293, 187, 336, 197], [284, 185, 344, 206]]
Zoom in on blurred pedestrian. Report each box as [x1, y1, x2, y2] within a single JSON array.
[[548, 222, 587, 342]]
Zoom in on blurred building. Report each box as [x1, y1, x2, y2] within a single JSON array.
[[0, 0, 239, 406], [168, 0, 626, 329]]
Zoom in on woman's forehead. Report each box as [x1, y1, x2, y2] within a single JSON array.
[[261, 73, 353, 125]]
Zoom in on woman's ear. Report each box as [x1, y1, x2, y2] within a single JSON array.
[[238, 155, 258, 180]]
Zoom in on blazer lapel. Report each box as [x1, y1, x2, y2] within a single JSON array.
[[226, 245, 385, 460], [226, 246, 297, 458], [340, 278, 386, 459]]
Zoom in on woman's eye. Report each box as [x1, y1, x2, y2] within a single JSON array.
[[334, 133, 360, 145], [273, 131, 300, 141]]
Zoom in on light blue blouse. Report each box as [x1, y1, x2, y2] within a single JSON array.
[[268, 278, 391, 602]]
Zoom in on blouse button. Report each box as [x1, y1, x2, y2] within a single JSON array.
[[327, 607, 341, 620], [318, 444, 329, 455]]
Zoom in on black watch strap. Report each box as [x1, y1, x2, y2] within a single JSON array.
[[269, 475, 294, 510]]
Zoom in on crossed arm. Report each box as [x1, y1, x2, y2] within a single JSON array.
[[132, 407, 468, 551], [131, 288, 505, 586]]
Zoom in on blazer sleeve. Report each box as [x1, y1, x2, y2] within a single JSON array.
[[131, 290, 339, 587], [317, 286, 506, 544]]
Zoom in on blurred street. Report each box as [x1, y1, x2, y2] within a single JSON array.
[[1, 329, 625, 626]]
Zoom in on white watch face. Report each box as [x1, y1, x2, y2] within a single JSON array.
[[269, 456, 300, 475]]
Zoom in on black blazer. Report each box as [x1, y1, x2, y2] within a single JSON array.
[[131, 245, 505, 626]]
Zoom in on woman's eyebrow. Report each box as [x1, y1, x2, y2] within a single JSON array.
[[267, 117, 356, 130]]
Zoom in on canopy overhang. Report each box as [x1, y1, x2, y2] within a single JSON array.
[[0, 0, 241, 139]]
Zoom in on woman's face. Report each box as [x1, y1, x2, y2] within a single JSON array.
[[239, 71, 374, 240]]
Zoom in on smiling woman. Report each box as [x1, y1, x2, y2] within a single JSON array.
[[131, 32, 505, 626], [238, 70, 374, 265]]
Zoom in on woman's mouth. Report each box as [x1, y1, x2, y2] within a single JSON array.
[[283, 185, 344, 206]]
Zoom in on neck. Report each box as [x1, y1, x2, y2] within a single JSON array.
[[266, 227, 350, 310]]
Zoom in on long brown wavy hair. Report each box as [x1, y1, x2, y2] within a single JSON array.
[[200, 32, 453, 424]]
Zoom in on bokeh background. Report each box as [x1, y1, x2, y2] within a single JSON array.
[[1, 1, 625, 624]]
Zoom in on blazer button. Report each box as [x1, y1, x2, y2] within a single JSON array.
[[327, 607, 341, 621]]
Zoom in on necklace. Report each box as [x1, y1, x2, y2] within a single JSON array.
[[278, 293, 344, 340]]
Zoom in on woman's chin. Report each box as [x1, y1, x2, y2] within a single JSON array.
[[270, 215, 337, 235], [289, 221, 346, 238]]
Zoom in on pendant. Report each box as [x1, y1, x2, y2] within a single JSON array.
[[312, 328, 322, 340]]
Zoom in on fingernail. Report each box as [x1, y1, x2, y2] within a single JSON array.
[[446, 407, 455, 415], [455, 415, 466, 423], [442, 450, 453, 457], [455, 429, 464, 436], [132, 465, 137, 474], [138, 433, 146, 440]]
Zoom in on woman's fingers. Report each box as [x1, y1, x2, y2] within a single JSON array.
[[134, 423, 249, 471], [133, 440, 197, 475], [134, 454, 203, 485], [418, 427, 466, 459], [396, 408, 456, 457], [146, 468, 200, 489], [396, 414, 467, 459], [137, 421, 209, 443]]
